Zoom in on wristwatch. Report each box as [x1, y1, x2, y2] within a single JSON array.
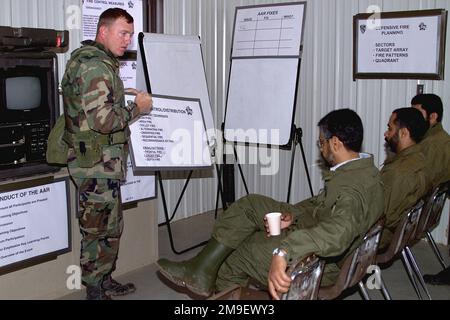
[[272, 248, 288, 259]]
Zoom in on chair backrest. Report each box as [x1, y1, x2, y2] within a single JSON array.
[[377, 200, 424, 264], [423, 181, 449, 233], [415, 182, 449, 240], [343, 217, 385, 288], [282, 254, 325, 300], [317, 217, 385, 300]]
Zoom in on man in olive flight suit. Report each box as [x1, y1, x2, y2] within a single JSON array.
[[157, 109, 384, 300], [61, 8, 152, 299], [378, 108, 430, 251], [411, 94, 450, 188], [411, 94, 450, 286]]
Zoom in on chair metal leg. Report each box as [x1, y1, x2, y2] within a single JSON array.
[[358, 281, 371, 300], [405, 246, 432, 300], [426, 232, 447, 269], [401, 249, 423, 300], [379, 274, 392, 300]]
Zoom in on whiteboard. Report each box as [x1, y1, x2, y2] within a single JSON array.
[[224, 2, 306, 147], [129, 96, 213, 172], [232, 2, 306, 58], [224, 58, 300, 146], [137, 33, 216, 148]]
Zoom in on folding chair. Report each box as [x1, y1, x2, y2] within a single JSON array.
[[421, 181, 449, 269], [282, 254, 325, 300], [210, 253, 323, 301], [400, 181, 450, 299], [375, 200, 424, 299], [317, 217, 385, 300]]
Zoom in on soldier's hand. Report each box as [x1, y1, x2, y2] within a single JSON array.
[[264, 212, 293, 237], [135, 91, 153, 115], [268, 255, 291, 300]]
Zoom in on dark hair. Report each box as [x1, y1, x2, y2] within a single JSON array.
[[97, 8, 134, 34], [392, 108, 429, 143], [318, 109, 364, 152], [410, 93, 443, 122]]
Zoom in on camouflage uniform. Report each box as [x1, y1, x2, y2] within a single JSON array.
[[61, 40, 139, 286], [379, 144, 431, 251], [213, 155, 384, 290]]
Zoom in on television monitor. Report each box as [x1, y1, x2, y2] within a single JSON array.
[[0, 65, 50, 124], [6, 76, 41, 110], [0, 52, 59, 179]]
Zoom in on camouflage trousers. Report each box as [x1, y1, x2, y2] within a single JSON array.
[[73, 177, 123, 287]]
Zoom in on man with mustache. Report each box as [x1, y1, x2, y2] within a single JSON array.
[[157, 109, 384, 300], [378, 107, 430, 251]]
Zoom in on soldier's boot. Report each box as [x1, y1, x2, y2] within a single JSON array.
[[102, 275, 136, 296], [157, 238, 233, 297], [423, 267, 450, 285], [86, 285, 112, 300]]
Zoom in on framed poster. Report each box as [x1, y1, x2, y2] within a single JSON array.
[[0, 177, 71, 275], [129, 95, 213, 173], [353, 9, 447, 80]]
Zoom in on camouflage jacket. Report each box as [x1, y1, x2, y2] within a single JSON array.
[[61, 40, 139, 180], [419, 123, 450, 188], [280, 155, 384, 266], [379, 144, 431, 250]]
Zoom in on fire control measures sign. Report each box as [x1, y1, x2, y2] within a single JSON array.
[[0, 179, 70, 270]]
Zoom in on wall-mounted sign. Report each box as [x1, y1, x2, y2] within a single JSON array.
[[0, 178, 71, 275], [353, 9, 447, 80], [82, 0, 143, 51]]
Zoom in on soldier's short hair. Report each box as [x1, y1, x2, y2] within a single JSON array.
[[392, 108, 429, 143], [96, 8, 134, 34], [318, 109, 364, 152], [411, 93, 443, 122]]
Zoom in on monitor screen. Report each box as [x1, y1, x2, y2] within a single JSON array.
[[5, 76, 41, 110]]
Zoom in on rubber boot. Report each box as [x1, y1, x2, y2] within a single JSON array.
[[157, 238, 233, 296], [102, 275, 136, 296], [86, 285, 112, 300]]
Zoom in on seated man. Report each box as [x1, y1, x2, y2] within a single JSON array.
[[378, 108, 430, 250], [157, 109, 384, 300], [411, 93, 450, 188], [411, 94, 450, 285]]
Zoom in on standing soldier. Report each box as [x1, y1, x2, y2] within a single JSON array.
[[61, 8, 152, 299]]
